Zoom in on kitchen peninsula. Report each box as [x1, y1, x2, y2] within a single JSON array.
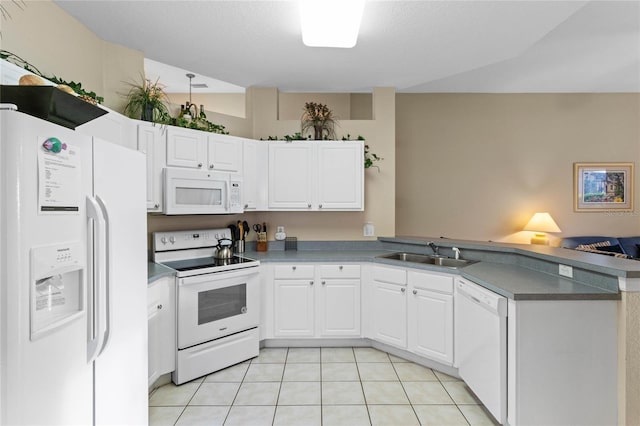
[[149, 235, 627, 425]]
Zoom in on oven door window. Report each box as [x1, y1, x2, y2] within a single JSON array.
[[197, 284, 247, 325]]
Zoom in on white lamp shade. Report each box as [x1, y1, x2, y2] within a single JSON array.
[[523, 212, 562, 233]]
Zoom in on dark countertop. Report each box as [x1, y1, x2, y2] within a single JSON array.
[[147, 262, 175, 284], [383, 236, 640, 279], [459, 262, 619, 300], [238, 246, 620, 301], [147, 237, 627, 300]]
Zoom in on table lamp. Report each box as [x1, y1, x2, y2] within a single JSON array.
[[523, 212, 561, 245]]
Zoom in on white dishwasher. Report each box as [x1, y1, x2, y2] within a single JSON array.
[[455, 278, 507, 425]]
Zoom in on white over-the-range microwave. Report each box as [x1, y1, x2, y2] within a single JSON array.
[[163, 167, 243, 215]]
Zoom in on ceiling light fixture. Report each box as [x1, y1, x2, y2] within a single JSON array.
[[300, 0, 365, 48]]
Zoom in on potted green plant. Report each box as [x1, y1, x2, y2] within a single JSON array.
[[301, 102, 337, 140], [122, 76, 169, 122]]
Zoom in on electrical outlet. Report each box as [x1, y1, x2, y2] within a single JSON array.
[[363, 222, 375, 237], [559, 264, 573, 278]]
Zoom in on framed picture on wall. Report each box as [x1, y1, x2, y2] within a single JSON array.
[[574, 162, 634, 212]]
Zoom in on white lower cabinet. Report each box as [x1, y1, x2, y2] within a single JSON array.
[[274, 277, 315, 337], [407, 270, 454, 365], [318, 265, 361, 336], [371, 265, 407, 348], [147, 276, 175, 388], [272, 264, 361, 338]]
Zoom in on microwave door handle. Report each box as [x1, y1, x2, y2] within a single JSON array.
[[225, 180, 230, 210]]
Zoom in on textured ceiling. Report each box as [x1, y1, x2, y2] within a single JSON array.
[[54, 0, 640, 93]]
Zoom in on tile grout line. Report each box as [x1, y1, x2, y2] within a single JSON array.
[[223, 359, 253, 426], [436, 373, 472, 426], [390, 357, 423, 425]]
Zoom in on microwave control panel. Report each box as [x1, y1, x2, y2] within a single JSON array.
[[229, 181, 242, 209]]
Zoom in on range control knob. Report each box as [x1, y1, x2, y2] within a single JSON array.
[[169, 236, 176, 244], [160, 237, 168, 244]]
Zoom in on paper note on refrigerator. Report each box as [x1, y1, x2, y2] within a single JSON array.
[[37, 137, 81, 214]]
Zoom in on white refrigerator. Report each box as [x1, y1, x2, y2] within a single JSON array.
[[0, 108, 148, 425]]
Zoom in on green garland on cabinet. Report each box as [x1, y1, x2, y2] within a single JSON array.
[[0, 50, 104, 104], [259, 133, 383, 171]]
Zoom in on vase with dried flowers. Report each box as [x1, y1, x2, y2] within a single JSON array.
[[301, 102, 337, 140]]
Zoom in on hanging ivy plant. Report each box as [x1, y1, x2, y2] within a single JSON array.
[[342, 134, 383, 171]]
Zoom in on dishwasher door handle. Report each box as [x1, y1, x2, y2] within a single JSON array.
[[457, 280, 507, 317]]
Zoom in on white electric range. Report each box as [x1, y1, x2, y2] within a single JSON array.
[[152, 228, 260, 385]]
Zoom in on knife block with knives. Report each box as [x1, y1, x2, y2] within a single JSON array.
[[257, 222, 268, 252]]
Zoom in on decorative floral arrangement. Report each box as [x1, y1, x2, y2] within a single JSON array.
[[301, 102, 337, 140], [121, 75, 228, 133], [123, 76, 170, 121]]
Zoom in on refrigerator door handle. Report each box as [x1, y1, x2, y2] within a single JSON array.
[[95, 195, 113, 357], [86, 195, 108, 363]]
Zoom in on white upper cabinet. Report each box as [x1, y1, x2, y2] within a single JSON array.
[[166, 127, 242, 172], [166, 126, 207, 169], [268, 142, 315, 210], [136, 122, 165, 212], [77, 108, 138, 150], [207, 133, 243, 173], [316, 142, 363, 210], [242, 139, 268, 210], [268, 141, 364, 211]]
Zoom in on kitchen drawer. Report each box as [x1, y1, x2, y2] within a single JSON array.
[[319, 264, 360, 279], [408, 270, 453, 294], [274, 264, 315, 279], [372, 265, 407, 285]]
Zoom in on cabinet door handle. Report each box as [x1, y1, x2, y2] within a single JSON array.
[[319, 204, 323, 208], [292, 266, 297, 271], [339, 265, 343, 270], [412, 289, 417, 295], [157, 304, 163, 310], [322, 281, 326, 285], [197, 163, 203, 168], [209, 164, 214, 169], [310, 281, 314, 285], [401, 287, 406, 293], [154, 203, 159, 209], [308, 203, 312, 208], [244, 204, 249, 209]]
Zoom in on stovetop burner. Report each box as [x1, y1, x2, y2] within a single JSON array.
[[152, 228, 260, 277], [164, 256, 257, 272]]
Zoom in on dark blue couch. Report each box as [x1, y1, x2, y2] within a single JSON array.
[[561, 236, 640, 259]]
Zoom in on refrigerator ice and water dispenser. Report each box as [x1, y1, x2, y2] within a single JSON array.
[[30, 241, 84, 341]]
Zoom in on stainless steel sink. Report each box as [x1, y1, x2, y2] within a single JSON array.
[[377, 252, 476, 268], [428, 257, 475, 268], [379, 252, 432, 263]]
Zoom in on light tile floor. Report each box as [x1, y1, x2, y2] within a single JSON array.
[[149, 347, 499, 426]]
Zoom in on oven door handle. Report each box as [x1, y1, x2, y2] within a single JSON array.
[[178, 268, 260, 287]]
